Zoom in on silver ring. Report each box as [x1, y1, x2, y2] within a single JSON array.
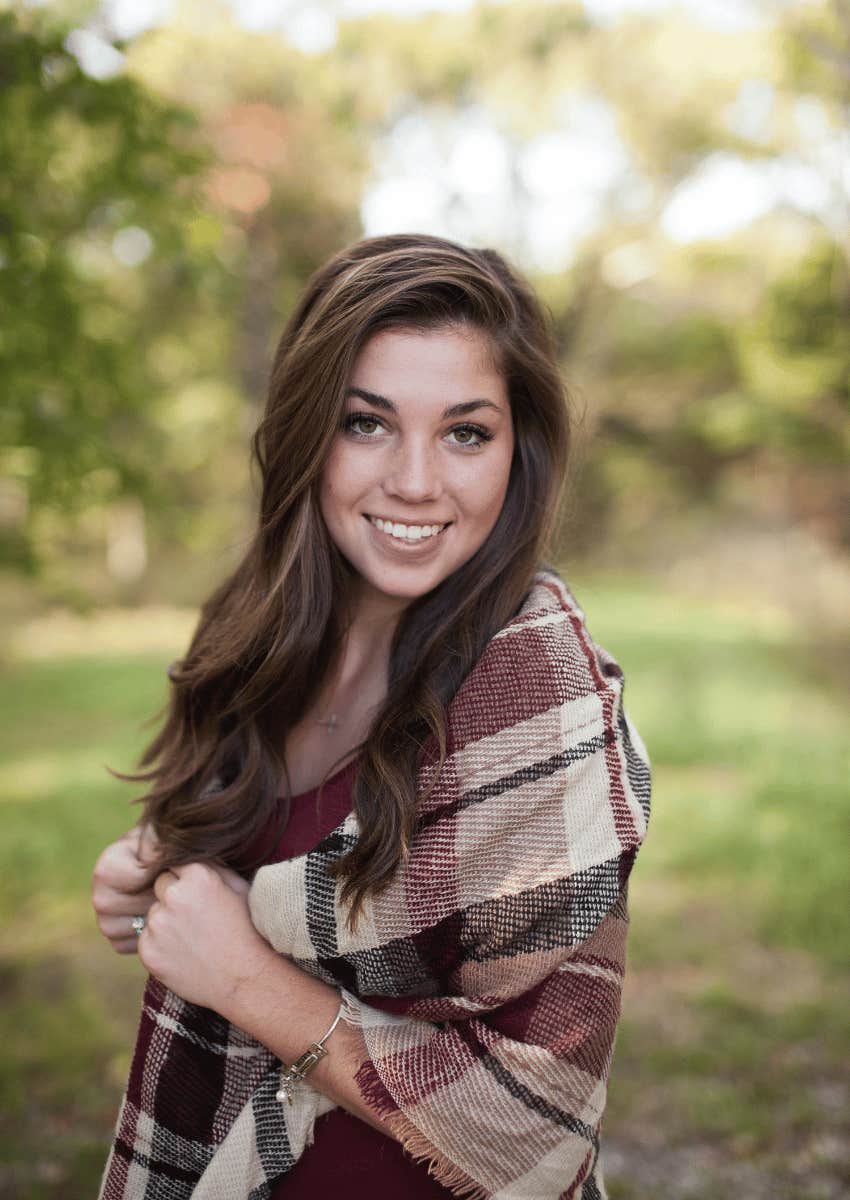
[[131, 914, 146, 936]]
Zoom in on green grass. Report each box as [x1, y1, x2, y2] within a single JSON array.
[[576, 573, 849, 968], [0, 576, 847, 1197], [573, 572, 849, 1198]]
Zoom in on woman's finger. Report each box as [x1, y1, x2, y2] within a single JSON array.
[[210, 864, 251, 896], [92, 887, 156, 919], [92, 838, 149, 896], [111, 937, 141, 955], [97, 912, 150, 940], [152, 869, 179, 902], [136, 822, 161, 868]]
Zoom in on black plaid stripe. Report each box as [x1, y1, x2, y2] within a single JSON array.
[[304, 853, 339, 957], [149, 986, 232, 1046], [356, 926, 434, 994], [248, 1065, 297, 1198], [581, 1170, 604, 1199], [456, 1021, 600, 1149], [143, 1001, 245, 1058], [458, 861, 627, 962], [303, 829, 358, 957], [618, 704, 651, 824], [609, 882, 629, 923], [305, 935, 433, 998], [295, 859, 627, 998], [418, 730, 610, 831], [104, 1102, 211, 1199], [145, 1121, 215, 1198]]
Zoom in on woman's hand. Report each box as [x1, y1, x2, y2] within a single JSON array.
[[137, 861, 275, 1012], [91, 824, 159, 954]]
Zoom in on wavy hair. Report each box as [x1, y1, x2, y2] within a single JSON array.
[[117, 232, 573, 928]]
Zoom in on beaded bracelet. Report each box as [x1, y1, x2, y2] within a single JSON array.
[[275, 999, 345, 1105]]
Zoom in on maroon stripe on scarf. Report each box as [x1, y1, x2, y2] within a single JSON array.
[[442, 626, 599, 754], [564, 602, 643, 852], [363, 1020, 482, 1109], [353, 1057, 401, 1118], [136, 979, 228, 1145]]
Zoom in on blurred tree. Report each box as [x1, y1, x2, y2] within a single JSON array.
[[1, 5, 369, 603], [777, 0, 850, 300], [0, 8, 228, 587], [124, 13, 368, 416]]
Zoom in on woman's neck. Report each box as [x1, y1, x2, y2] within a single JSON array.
[[338, 583, 407, 684], [335, 614, 395, 689]]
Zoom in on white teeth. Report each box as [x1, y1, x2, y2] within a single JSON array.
[[370, 516, 446, 541]]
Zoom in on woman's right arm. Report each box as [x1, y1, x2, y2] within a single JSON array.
[[91, 824, 158, 954]]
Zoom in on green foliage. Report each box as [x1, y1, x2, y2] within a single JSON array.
[[576, 233, 849, 515], [731, 240, 850, 464], [749, 239, 850, 410], [0, 9, 224, 574], [1, 6, 374, 599]]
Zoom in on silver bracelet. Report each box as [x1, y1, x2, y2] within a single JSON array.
[[275, 999, 345, 1105]]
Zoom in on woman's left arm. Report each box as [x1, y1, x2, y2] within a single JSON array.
[[137, 861, 398, 1138]]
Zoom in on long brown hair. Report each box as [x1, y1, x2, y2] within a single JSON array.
[[117, 232, 572, 928]]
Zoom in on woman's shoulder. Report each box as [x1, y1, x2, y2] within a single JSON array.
[[475, 564, 620, 693], [415, 563, 650, 873], [497, 563, 587, 635], [441, 565, 625, 755]]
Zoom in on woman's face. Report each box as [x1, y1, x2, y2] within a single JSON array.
[[319, 324, 514, 618]]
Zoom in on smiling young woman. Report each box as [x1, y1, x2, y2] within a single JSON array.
[[321, 325, 515, 611], [93, 233, 651, 1199]]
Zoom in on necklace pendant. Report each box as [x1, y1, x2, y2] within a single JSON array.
[[317, 713, 340, 733]]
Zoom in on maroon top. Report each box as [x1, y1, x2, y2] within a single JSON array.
[[263, 756, 455, 1198]]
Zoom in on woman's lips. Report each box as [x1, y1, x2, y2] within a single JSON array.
[[363, 513, 451, 553]]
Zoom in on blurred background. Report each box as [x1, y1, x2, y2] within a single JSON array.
[[1, 0, 847, 1195]]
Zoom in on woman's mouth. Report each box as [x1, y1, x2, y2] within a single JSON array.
[[364, 514, 451, 545]]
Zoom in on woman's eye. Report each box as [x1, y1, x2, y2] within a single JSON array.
[[447, 424, 492, 449], [345, 413, 383, 437]]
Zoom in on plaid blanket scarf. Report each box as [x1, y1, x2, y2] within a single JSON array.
[[100, 568, 651, 1199]]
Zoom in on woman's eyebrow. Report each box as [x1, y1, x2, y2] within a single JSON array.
[[346, 387, 503, 419]]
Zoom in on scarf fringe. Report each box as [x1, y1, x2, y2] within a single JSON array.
[[353, 1057, 400, 1117], [355, 1056, 491, 1199], [384, 1108, 492, 1200], [339, 987, 368, 1028]]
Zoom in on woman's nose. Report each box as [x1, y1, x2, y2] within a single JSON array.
[[383, 438, 442, 502]]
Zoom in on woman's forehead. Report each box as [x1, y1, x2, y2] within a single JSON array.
[[350, 326, 504, 387]]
